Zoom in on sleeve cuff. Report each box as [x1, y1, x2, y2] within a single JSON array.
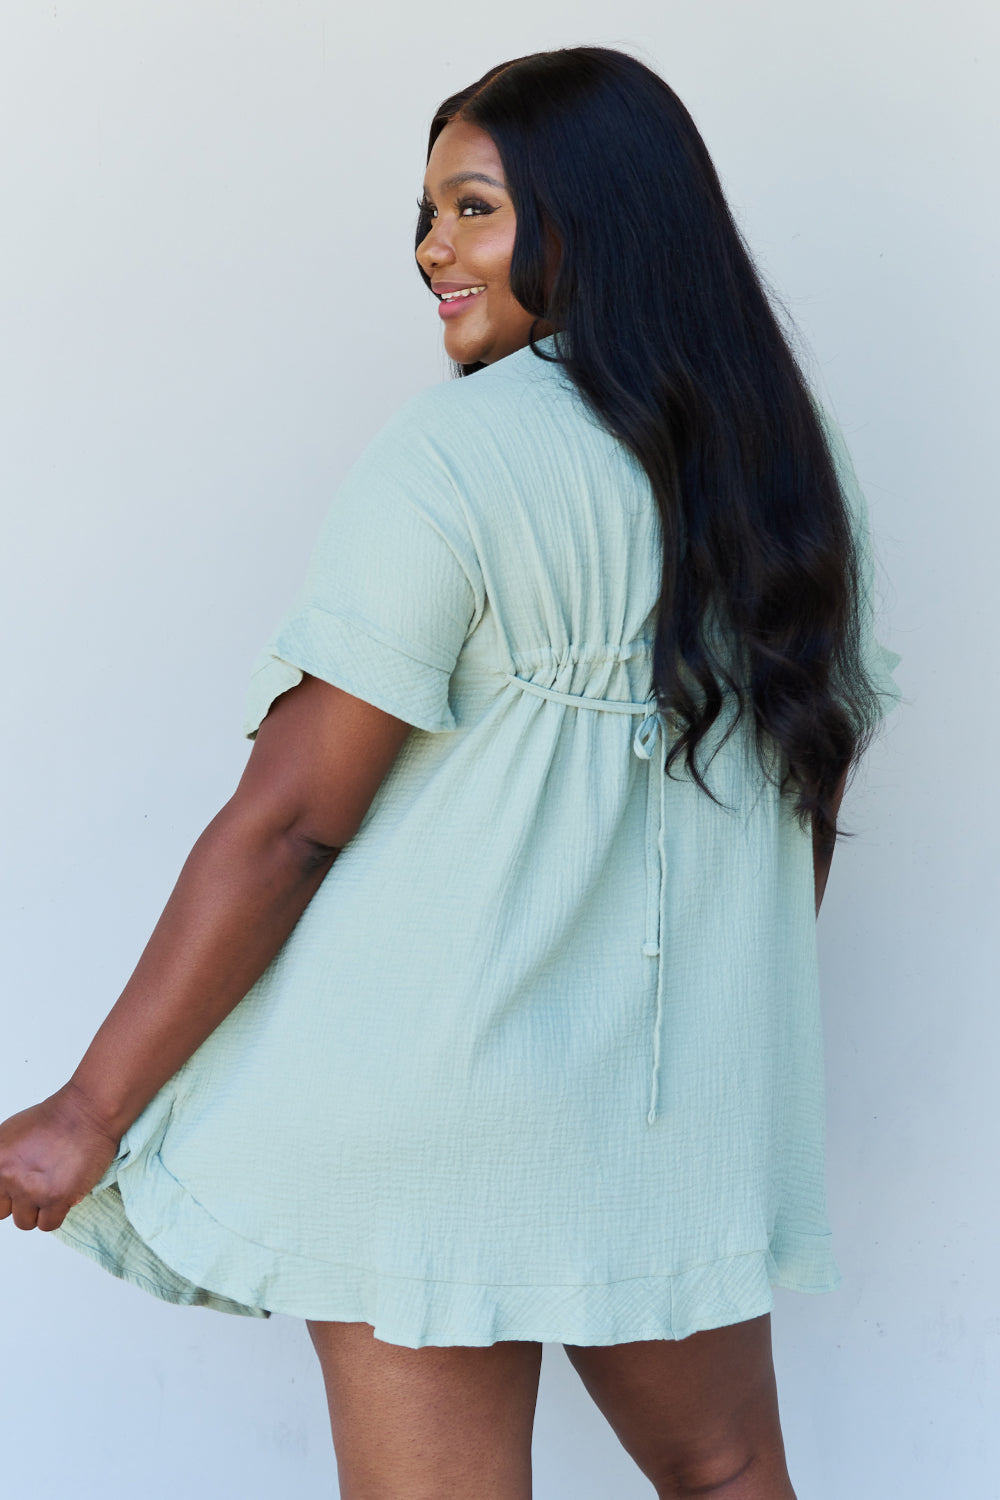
[[242, 604, 460, 739]]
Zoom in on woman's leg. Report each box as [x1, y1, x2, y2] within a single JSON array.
[[563, 1313, 796, 1499], [306, 1319, 543, 1500]]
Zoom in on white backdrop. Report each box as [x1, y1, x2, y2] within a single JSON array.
[[1, 3, 994, 1496]]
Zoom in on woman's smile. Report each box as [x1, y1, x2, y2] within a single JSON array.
[[436, 285, 487, 320]]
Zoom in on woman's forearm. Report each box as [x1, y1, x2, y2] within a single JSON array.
[[66, 800, 340, 1141]]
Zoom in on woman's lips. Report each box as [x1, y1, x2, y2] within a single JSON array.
[[437, 288, 485, 320]]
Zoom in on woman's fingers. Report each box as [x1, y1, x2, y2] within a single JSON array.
[[0, 1088, 120, 1237], [0, 1176, 75, 1232], [36, 1201, 72, 1233], [10, 1196, 40, 1231], [2, 1173, 84, 1232]]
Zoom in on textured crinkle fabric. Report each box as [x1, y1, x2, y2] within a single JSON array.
[[55, 335, 903, 1348]]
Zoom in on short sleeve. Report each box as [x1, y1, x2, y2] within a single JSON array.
[[815, 403, 904, 721], [243, 399, 485, 738]]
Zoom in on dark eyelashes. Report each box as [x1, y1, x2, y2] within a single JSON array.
[[415, 196, 495, 220]]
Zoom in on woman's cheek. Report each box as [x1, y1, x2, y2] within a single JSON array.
[[481, 227, 516, 279]]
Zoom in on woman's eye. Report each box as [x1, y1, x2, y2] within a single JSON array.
[[413, 195, 497, 223]]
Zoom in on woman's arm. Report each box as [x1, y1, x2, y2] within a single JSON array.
[[812, 762, 851, 917], [0, 673, 413, 1231]]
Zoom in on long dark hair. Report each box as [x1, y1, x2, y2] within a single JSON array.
[[415, 46, 887, 847]]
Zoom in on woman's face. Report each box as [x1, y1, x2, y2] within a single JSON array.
[[416, 118, 555, 365]]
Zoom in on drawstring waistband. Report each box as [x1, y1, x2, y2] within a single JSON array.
[[501, 670, 675, 1125]]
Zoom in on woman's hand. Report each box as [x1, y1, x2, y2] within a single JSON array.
[[0, 1082, 121, 1232]]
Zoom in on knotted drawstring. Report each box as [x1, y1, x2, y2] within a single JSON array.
[[501, 671, 673, 1124], [631, 708, 670, 1123]]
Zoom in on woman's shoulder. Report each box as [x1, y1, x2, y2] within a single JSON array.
[[385, 336, 579, 433], [324, 347, 573, 537]]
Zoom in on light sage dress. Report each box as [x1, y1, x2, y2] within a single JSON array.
[[55, 333, 903, 1347]]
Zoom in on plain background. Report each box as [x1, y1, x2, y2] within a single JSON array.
[[0, 3, 994, 1495]]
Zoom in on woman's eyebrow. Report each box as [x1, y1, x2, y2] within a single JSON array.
[[421, 171, 507, 195]]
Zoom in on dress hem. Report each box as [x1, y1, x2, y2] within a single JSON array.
[[53, 1147, 841, 1349]]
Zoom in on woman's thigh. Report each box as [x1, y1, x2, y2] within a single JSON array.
[[306, 1319, 543, 1500], [563, 1313, 796, 1500]]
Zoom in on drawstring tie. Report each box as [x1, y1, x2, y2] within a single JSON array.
[[631, 706, 670, 1124], [501, 671, 674, 1125]]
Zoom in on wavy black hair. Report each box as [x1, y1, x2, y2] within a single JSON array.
[[414, 45, 888, 848]]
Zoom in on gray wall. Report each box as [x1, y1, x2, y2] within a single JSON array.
[[1, 2, 993, 1494]]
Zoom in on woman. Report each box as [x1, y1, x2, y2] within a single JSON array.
[[0, 46, 902, 1500]]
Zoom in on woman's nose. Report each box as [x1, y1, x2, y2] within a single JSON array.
[[417, 225, 454, 273]]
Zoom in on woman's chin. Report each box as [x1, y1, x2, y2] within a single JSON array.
[[443, 323, 489, 365], [447, 314, 560, 366]]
